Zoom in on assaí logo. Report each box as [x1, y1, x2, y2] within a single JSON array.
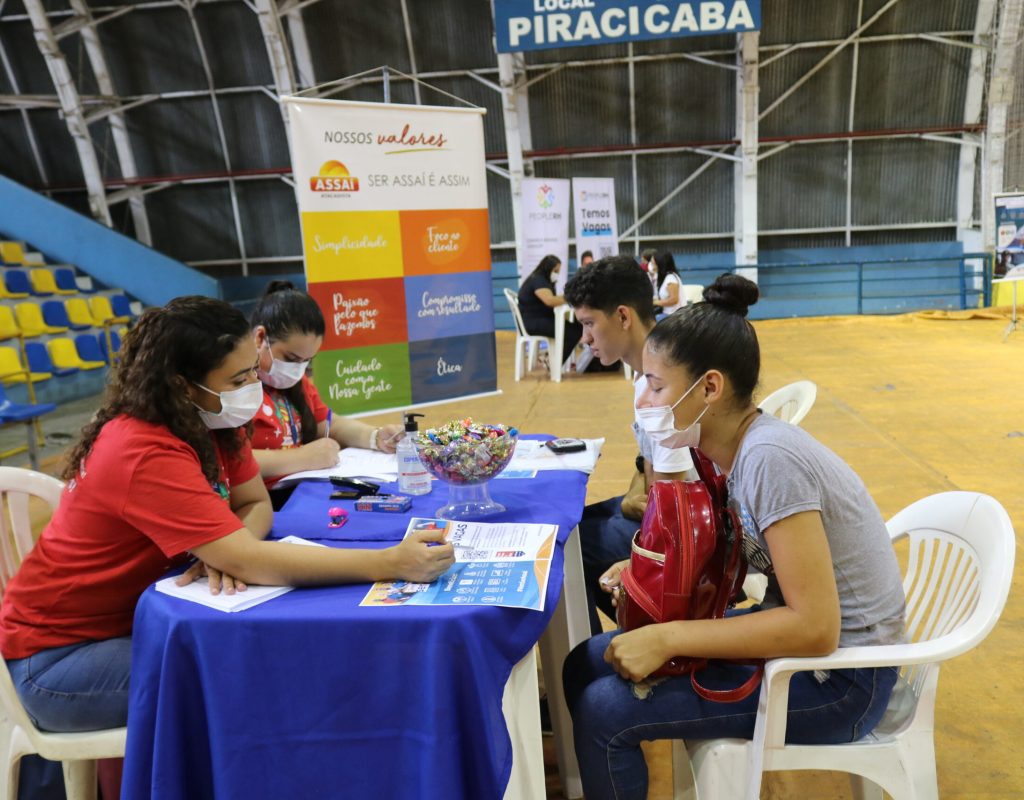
[[310, 160, 360, 193]]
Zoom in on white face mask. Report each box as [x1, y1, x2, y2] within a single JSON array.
[[635, 374, 708, 450], [194, 381, 263, 430], [258, 356, 308, 389]]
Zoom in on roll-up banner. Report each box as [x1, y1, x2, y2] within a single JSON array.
[[519, 177, 570, 292], [282, 97, 497, 416], [572, 177, 619, 262], [995, 193, 1024, 276], [494, 0, 761, 54]]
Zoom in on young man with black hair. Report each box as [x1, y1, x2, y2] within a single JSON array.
[[563, 256, 696, 633]]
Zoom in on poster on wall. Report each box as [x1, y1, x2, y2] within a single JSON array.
[[282, 97, 497, 416], [994, 192, 1024, 277], [571, 177, 619, 263], [518, 177, 570, 292]]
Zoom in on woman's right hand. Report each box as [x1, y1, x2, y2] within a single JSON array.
[[386, 529, 456, 582], [301, 437, 341, 469], [599, 559, 630, 606]]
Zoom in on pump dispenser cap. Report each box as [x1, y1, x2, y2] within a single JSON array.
[[404, 412, 425, 433]]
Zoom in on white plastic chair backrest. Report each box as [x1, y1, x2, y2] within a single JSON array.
[[680, 284, 704, 305], [0, 467, 65, 739], [758, 380, 817, 426], [0, 466, 63, 590], [886, 491, 1015, 710], [503, 288, 531, 339]]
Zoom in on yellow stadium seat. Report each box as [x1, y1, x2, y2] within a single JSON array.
[[89, 295, 130, 325], [0, 242, 26, 265], [47, 338, 104, 371], [14, 303, 66, 338], [0, 307, 21, 341], [30, 268, 72, 296], [65, 298, 99, 328], [0, 346, 49, 385]]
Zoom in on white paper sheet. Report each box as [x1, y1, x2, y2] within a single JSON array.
[[273, 447, 399, 487], [154, 536, 324, 612], [506, 438, 604, 474]]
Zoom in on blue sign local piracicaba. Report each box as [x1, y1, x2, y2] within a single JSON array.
[[494, 0, 761, 53]]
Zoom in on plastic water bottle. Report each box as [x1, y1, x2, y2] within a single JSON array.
[[397, 412, 431, 495]]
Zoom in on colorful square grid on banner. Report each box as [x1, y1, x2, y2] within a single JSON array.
[[404, 272, 494, 343], [399, 208, 491, 275], [408, 332, 497, 406], [302, 211, 403, 283], [312, 342, 413, 414], [307, 278, 409, 350]]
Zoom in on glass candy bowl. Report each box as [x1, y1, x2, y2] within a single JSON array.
[[414, 421, 518, 520]]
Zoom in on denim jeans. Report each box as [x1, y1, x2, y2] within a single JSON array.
[[562, 630, 898, 800], [579, 496, 639, 634], [6, 637, 132, 800]]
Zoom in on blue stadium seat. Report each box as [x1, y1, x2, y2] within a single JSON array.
[[0, 382, 56, 470], [98, 329, 122, 364], [25, 341, 77, 377], [110, 294, 135, 319], [42, 300, 73, 330], [4, 270, 30, 297], [74, 333, 106, 365], [53, 268, 78, 293]]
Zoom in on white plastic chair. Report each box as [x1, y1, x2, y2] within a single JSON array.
[[680, 285, 704, 305], [673, 491, 1016, 800], [503, 288, 552, 382], [758, 380, 817, 426], [0, 467, 127, 800]]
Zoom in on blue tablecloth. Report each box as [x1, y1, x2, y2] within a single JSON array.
[[122, 438, 589, 800]]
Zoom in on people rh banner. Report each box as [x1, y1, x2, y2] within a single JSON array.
[[282, 97, 496, 415], [571, 177, 619, 262], [519, 177, 570, 292]]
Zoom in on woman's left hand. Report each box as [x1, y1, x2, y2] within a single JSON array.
[[604, 625, 671, 682], [375, 423, 405, 453], [176, 560, 248, 596]]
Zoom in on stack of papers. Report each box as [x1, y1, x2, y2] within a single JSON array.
[[274, 447, 399, 487], [155, 536, 324, 612], [506, 438, 604, 474]]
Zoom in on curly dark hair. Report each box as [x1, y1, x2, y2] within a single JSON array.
[[250, 281, 326, 445], [62, 296, 253, 484]]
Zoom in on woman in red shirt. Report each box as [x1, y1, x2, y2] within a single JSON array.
[[249, 281, 403, 489], [0, 296, 452, 800]]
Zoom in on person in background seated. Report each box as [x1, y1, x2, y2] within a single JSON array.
[[517, 254, 583, 365], [563, 257, 695, 633], [0, 297, 454, 800], [578, 250, 594, 270], [249, 281, 403, 495], [650, 250, 683, 315], [562, 275, 905, 800]]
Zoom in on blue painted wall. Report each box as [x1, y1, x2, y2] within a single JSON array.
[[492, 241, 984, 328], [0, 175, 219, 306]]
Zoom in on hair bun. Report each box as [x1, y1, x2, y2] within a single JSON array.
[[703, 273, 759, 317], [264, 279, 296, 296]]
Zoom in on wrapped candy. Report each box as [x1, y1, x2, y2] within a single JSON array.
[[414, 418, 519, 485]]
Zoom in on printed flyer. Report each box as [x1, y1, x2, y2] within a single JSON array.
[[360, 517, 557, 611], [282, 97, 497, 415]]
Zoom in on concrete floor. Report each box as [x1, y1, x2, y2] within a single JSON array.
[[15, 311, 1024, 798]]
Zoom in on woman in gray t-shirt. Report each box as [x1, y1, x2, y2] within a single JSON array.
[[562, 274, 905, 800]]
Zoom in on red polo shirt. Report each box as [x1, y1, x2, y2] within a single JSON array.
[[0, 415, 259, 660]]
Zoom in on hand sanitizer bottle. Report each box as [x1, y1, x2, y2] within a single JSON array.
[[397, 412, 431, 495]]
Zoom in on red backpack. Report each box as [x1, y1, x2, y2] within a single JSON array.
[[617, 448, 763, 702]]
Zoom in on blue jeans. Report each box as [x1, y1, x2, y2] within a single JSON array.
[[6, 637, 132, 800], [562, 630, 898, 800], [580, 495, 638, 633]]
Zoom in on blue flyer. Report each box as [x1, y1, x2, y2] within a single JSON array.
[[360, 517, 557, 611]]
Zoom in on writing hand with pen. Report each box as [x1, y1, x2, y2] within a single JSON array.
[[373, 424, 405, 454]]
